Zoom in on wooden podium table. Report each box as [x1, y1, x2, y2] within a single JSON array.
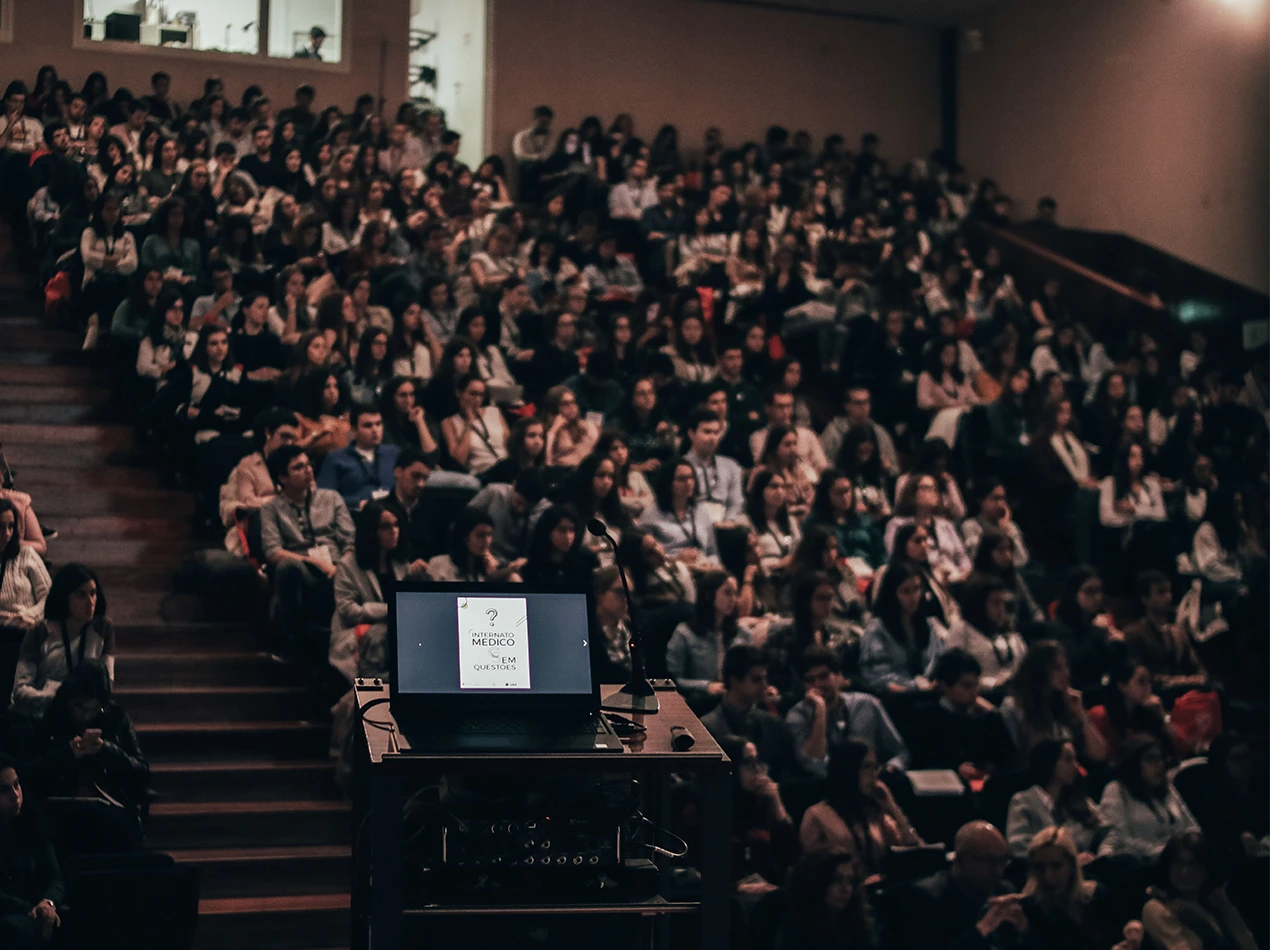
[[351, 680, 732, 949]]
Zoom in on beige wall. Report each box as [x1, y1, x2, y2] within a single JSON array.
[[488, 0, 940, 170], [959, 0, 1270, 293], [1, 0, 411, 120]]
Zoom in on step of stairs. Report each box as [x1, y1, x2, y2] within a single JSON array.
[[194, 894, 350, 950], [148, 800, 352, 849], [120, 685, 316, 723], [149, 759, 340, 803], [115, 651, 304, 688], [168, 845, 351, 899], [138, 720, 330, 758]]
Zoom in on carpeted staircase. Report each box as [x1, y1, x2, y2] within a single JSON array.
[[0, 255, 350, 948]]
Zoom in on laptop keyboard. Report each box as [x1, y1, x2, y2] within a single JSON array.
[[453, 716, 605, 736]]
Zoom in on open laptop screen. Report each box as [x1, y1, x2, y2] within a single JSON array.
[[393, 588, 595, 699]]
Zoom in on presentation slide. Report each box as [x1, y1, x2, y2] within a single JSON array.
[[457, 595, 531, 689]]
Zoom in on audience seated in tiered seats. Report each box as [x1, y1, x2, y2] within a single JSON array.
[[1, 62, 1267, 950]]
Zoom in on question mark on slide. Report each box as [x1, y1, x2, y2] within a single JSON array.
[[486, 608, 498, 627]]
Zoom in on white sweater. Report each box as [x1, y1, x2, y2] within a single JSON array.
[[80, 227, 138, 288], [0, 547, 52, 625]]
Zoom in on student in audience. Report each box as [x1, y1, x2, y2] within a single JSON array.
[[259, 445, 355, 664], [638, 457, 719, 565], [1141, 830, 1257, 950], [1189, 732, 1268, 871], [1098, 737, 1199, 861], [665, 570, 742, 710], [294, 369, 352, 464], [803, 470, 885, 574], [885, 471, 973, 586], [622, 526, 698, 610], [946, 575, 1029, 692], [0, 499, 51, 633], [800, 738, 922, 876], [378, 448, 436, 563], [519, 504, 596, 588], [750, 387, 829, 473], [591, 565, 635, 684], [819, 386, 899, 479], [1019, 826, 1127, 950], [219, 408, 300, 554], [11, 564, 114, 719], [961, 478, 1030, 567], [753, 424, 817, 521], [716, 735, 799, 900], [747, 469, 799, 580], [330, 501, 429, 683], [543, 383, 599, 468], [859, 560, 947, 694], [700, 645, 794, 779], [682, 407, 747, 524], [317, 403, 400, 509], [567, 452, 631, 564], [23, 660, 148, 855], [1000, 640, 1108, 763], [1123, 570, 1208, 694], [896, 821, 1025, 948], [965, 529, 1045, 629], [377, 375, 439, 458], [785, 645, 908, 777], [911, 649, 1017, 778], [1043, 566, 1123, 694], [1007, 740, 1104, 860], [442, 374, 510, 476], [0, 753, 64, 950], [775, 849, 881, 950], [596, 429, 656, 519], [1086, 656, 1177, 765], [1028, 396, 1099, 565], [426, 508, 521, 583]]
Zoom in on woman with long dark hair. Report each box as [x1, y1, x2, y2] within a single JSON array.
[[859, 560, 946, 694], [427, 508, 520, 583], [1142, 831, 1258, 950], [520, 504, 596, 589], [0, 499, 50, 633], [294, 369, 351, 465], [11, 564, 115, 718], [1085, 656, 1177, 766], [1000, 640, 1108, 764], [835, 425, 892, 519], [638, 457, 719, 565], [345, 326, 393, 405], [748, 469, 799, 579], [421, 337, 477, 423], [885, 471, 972, 586], [80, 192, 138, 346], [388, 296, 441, 383], [716, 736, 799, 896], [596, 429, 655, 519], [753, 425, 816, 521], [567, 453, 631, 563], [774, 848, 880, 950], [377, 376, 439, 457], [946, 575, 1028, 692], [665, 570, 743, 708], [966, 530, 1044, 628], [1027, 396, 1099, 565], [800, 739, 922, 877], [1007, 740, 1104, 859], [804, 470, 884, 572], [1098, 739, 1198, 860], [1099, 442, 1170, 581], [24, 660, 148, 855], [1043, 565, 1122, 694], [330, 501, 428, 683]]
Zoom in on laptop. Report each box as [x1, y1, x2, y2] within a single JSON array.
[[387, 581, 624, 752]]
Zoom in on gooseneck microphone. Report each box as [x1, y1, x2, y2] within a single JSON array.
[[587, 519, 659, 714]]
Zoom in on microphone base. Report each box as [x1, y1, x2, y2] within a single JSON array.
[[602, 678, 661, 714]]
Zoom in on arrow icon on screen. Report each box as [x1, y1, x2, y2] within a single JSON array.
[[582, 639, 587, 647]]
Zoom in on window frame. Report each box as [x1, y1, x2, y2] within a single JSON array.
[[73, 0, 351, 72]]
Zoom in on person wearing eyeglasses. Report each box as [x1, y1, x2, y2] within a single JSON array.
[[1098, 738, 1198, 862], [946, 576, 1029, 694]]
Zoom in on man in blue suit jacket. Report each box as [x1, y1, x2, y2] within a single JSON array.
[[317, 404, 400, 510]]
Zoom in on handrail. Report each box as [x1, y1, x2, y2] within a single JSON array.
[[973, 223, 1168, 312]]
